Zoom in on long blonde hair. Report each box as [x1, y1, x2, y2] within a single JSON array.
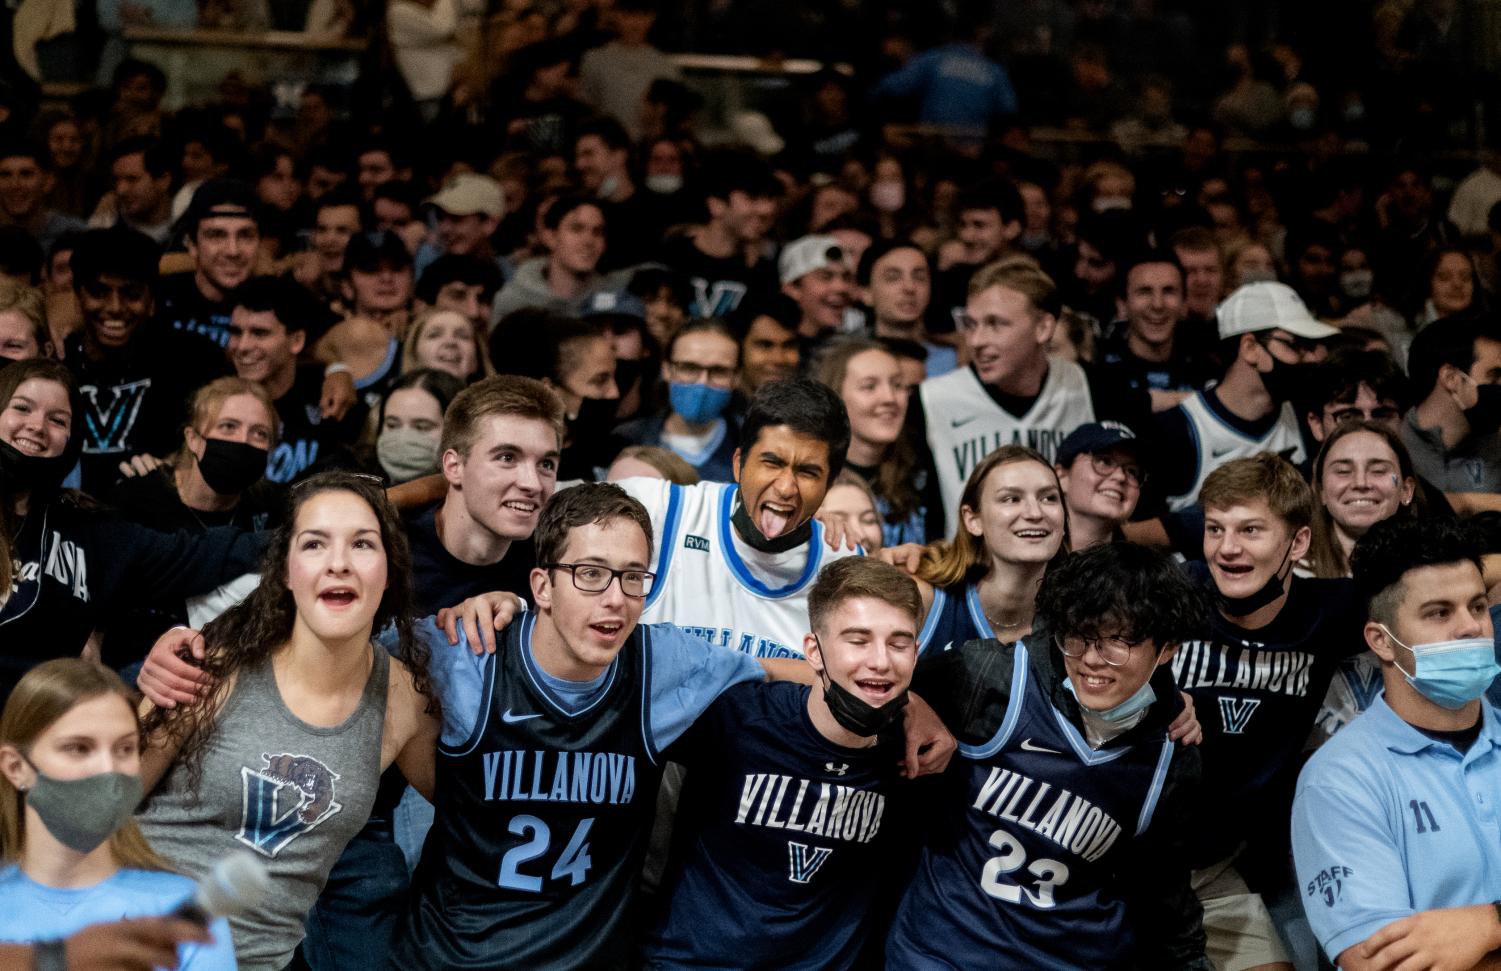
[[916, 445, 1068, 588], [0, 659, 165, 870]]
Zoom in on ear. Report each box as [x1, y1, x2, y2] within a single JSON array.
[[1033, 311, 1058, 346], [803, 634, 825, 674], [1002, 219, 1023, 243], [540, 228, 557, 251], [731, 448, 742, 484], [1438, 362, 1464, 394], [1365, 620, 1398, 661], [289, 329, 307, 356], [1153, 641, 1180, 667], [0, 743, 31, 791], [530, 567, 552, 611], [1305, 410, 1325, 443], [1289, 524, 1313, 562], [1238, 332, 1262, 364], [960, 502, 984, 539], [1054, 463, 1071, 492], [185, 235, 199, 260], [441, 447, 464, 487]]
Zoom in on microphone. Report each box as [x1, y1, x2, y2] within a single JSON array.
[[171, 854, 272, 925]]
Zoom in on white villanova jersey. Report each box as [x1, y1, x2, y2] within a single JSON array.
[[614, 478, 861, 659], [921, 359, 1095, 534], [1167, 392, 1306, 511]]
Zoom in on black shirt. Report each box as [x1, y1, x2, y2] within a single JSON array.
[[404, 501, 536, 614], [65, 325, 230, 496], [658, 236, 778, 318], [268, 365, 367, 484], [156, 272, 234, 348]]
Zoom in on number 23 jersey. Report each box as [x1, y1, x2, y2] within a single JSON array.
[[887, 639, 1206, 970]]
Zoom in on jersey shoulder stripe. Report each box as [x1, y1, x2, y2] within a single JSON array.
[[644, 483, 685, 612], [958, 646, 1030, 760], [1135, 737, 1176, 836]]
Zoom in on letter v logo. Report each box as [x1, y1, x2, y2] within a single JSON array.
[[786, 841, 834, 884], [1218, 696, 1262, 735]]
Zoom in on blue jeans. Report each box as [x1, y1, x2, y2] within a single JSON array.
[[297, 818, 409, 971]]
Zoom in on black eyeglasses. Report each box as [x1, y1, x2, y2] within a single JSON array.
[[544, 562, 656, 598], [1055, 632, 1144, 667], [1088, 453, 1145, 487]]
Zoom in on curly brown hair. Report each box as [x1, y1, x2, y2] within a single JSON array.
[[142, 471, 427, 793]]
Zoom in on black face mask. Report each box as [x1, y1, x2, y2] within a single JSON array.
[[816, 639, 909, 737], [1464, 383, 1501, 437], [1217, 541, 1295, 617], [195, 439, 268, 495], [568, 396, 619, 445], [613, 358, 643, 396], [730, 494, 813, 554], [1257, 356, 1317, 406], [0, 438, 74, 495]]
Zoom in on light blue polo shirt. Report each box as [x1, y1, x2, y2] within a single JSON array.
[[1292, 695, 1501, 962]]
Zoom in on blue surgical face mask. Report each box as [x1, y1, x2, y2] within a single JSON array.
[[1379, 625, 1501, 710], [669, 382, 732, 424], [1064, 675, 1157, 724]]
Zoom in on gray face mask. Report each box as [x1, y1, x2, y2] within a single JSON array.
[[377, 428, 441, 484], [23, 761, 143, 853]]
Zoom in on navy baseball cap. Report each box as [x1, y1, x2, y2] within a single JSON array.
[[1055, 421, 1142, 468], [581, 289, 647, 323]]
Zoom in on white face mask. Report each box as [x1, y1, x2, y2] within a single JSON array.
[[645, 173, 683, 195]]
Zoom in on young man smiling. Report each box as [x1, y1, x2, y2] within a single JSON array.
[[1293, 516, 1501, 971], [1173, 454, 1367, 971], [644, 557, 923, 969], [887, 542, 1211, 970]]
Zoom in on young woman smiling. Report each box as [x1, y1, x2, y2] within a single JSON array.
[[908, 446, 1068, 653], [814, 337, 927, 546]]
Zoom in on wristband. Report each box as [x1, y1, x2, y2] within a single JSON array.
[[33, 939, 65, 971], [324, 362, 352, 377]]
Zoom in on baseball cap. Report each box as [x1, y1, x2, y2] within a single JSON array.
[[426, 173, 505, 219], [183, 178, 260, 233], [1055, 421, 1142, 469], [779, 234, 845, 286], [581, 289, 647, 323], [1217, 282, 1340, 341]]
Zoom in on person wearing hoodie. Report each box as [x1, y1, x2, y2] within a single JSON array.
[[489, 195, 614, 327], [0, 360, 263, 700]]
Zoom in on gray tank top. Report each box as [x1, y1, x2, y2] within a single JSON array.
[[138, 646, 389, 971]]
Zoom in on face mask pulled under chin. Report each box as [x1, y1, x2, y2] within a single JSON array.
[[815, 638, 909, 737], [0, 438, 75, 495], [1218, 541, 1295, 617]]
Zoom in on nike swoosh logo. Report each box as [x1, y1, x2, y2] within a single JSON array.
[[951, 415, 978, 428], [1210, 447, 1235, 459], [1019, 738, 1062, 754], [501, 709, 542, 724]]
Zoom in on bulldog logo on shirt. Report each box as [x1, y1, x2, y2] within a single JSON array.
[[235, 753, 343, 858]]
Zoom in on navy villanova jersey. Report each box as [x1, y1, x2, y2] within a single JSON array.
[[918, 583, 995, 655], [394, 614, 664, 970], [643, 681, 900, 970], [888, 641, 1185, 970]]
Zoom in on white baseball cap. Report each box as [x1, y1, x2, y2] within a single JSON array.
[[1216, 281, 1340, 341], [779, 234, 846, 285]]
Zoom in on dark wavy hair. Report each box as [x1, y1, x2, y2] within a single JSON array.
[[1034, 542, 1211, 649], [142, 471, 427, 792]]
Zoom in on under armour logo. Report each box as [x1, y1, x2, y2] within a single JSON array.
[[1217, 696, 1262, 734], [824, 762, 849, 776], [787, 841, 834, 884]]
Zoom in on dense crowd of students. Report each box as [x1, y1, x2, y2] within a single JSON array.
[[2, 4, 1501, 969]]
